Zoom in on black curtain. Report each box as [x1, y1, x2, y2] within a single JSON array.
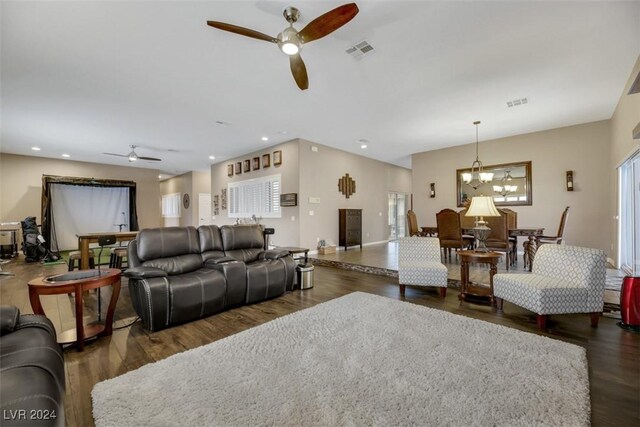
[[41, 175, 140, 252]]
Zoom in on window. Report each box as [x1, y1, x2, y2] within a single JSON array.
[[618, 150, 640, 274], [162, 193, 181, 218], [228, 174, 281, 218]]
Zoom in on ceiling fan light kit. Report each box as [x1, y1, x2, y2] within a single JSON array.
[[206, 3, 359, 90], [103, 145, 162, 163]]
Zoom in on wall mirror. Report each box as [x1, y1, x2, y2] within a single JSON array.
[[456, 161, 532, 207]]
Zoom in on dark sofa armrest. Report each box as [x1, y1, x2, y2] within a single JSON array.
[[259, 249, 292, 260], [15, 314, 58, 338], [124, 267, 168, 279], [203, 256, 240, 266], [0, 305, 20, 336]]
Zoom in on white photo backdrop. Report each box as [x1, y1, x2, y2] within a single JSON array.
[[50, 184, 130, 250]]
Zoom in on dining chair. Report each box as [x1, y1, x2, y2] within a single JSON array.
[[407, 210, 427, 237], [523, 206, 569, 269], [501, 208, 518, 263], [485, 209, 515, 270], [494, 244, 606, 329], [436, 208, 474, 261], [398, 237, 448, 297]]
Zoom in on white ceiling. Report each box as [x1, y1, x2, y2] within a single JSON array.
[[2, 1, 638, 176]]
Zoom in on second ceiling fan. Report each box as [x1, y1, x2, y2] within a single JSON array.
[[207, 3, 359, 90]]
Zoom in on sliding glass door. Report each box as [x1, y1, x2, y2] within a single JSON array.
[[388, 192, 409, 240], [618, 150, 640, 274]]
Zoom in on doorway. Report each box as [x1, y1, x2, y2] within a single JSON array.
[[198, 193, 212, 226], [388, 192, 409, 240], [618, 150, 639, 274]]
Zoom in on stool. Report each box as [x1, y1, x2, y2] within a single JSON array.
[[68, 250, 95, 271], [109, 247, 128, 269]]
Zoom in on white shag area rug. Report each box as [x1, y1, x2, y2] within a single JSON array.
[[92, 292, 590, 426]]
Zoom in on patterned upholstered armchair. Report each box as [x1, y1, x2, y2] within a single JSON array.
[[398, 237, 448, 297], [494, 244, 606, 329]]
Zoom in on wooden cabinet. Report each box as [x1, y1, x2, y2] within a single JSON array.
[[339, 209, 362, 251]]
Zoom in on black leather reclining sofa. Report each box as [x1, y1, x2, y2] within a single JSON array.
[[124, 224, 295, 331], [0, 306, 65, 427]]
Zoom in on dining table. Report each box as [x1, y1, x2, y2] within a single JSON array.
[[76, 231, 138, 270], [420, 226, 544, 271]]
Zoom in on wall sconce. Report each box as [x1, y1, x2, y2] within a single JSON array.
[[430, 183, 436, 198], [566, 171, 574, 191]]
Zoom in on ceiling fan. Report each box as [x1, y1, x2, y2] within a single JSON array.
[[103, 145, 162, 162], [206, 3, 359, 90]]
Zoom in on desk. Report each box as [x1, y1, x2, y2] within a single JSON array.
[[420, 226, 544, 269], [28, 269, 121, 351], [77, 231, 137, 270], [458, 250, 502, 306], [276, 246, 309, 263]]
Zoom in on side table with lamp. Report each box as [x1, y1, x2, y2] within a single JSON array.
[[459, 195, 502, 305]]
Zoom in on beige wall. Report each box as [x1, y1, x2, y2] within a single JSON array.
[[412, 121, 611, 254], [160, 172, 192, 227], [160, 171, 211, 227], [609, 56, 640, 262], [210, 139, 301, 247], [0, 153, 161, 228], [209, 139, 411, 248], [298, 139, 412, 250]]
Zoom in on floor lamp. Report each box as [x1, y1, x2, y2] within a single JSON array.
[[465, 196, 500, 252]]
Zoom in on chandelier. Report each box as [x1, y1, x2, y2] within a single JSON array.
[[462, 121, 493, 190], [493, 170, 517, 196]]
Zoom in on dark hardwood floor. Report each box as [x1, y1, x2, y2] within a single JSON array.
[[0, 253, 638, 427]]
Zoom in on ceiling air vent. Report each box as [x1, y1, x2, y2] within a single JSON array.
[[346, 41, 375, 59], [506, 97, 529, 108]]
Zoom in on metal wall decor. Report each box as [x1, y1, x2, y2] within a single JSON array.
[[338, 173, 356, 199], [213, 195, 220, 215], [221, 189, 227, 210]]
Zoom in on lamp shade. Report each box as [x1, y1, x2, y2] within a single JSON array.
[[465, 196, 500, 217]]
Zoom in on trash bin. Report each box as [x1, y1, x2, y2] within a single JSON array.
[[296, 263, 314, 290]]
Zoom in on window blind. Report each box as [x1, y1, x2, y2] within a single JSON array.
[[228, 174, 281, 218]]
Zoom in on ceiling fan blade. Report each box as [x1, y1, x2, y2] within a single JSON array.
[[207, 21, 278, 43], [289, 54, 309, 90], [137, 156, 162, 162], [298, 3, 359, 44], [103, 152, 128, 158]]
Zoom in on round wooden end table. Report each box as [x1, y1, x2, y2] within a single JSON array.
[[458, 250, 502, 306], [28, 268, 121, 351]]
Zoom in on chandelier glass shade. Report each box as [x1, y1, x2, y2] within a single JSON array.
[[463, 121, 493, 190], [493, 184, 518, 197]]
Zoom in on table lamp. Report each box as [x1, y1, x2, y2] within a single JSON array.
[[465, 196, 500, 252]]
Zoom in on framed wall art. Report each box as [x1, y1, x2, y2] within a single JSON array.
[[253, 157, 260, 171], [221, 189, 227, 210], [262, 153, 270, 168], [243, 160, 250, 173], [273, 150, 282, 166], [227, 164, 234, 177], [235, 162, 242, 175]]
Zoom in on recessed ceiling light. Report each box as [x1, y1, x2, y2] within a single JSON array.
[[214, 120, 230, 127], [31, 147, 41, 151], [209, 155, 216, 160], [61, 154, 70, 158], [261, 137, 269, 141], [158, 175, 162, 179], [360, 144, 368, 149]]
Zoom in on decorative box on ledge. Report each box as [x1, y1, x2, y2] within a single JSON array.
[[318, 245, 336, 255]]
